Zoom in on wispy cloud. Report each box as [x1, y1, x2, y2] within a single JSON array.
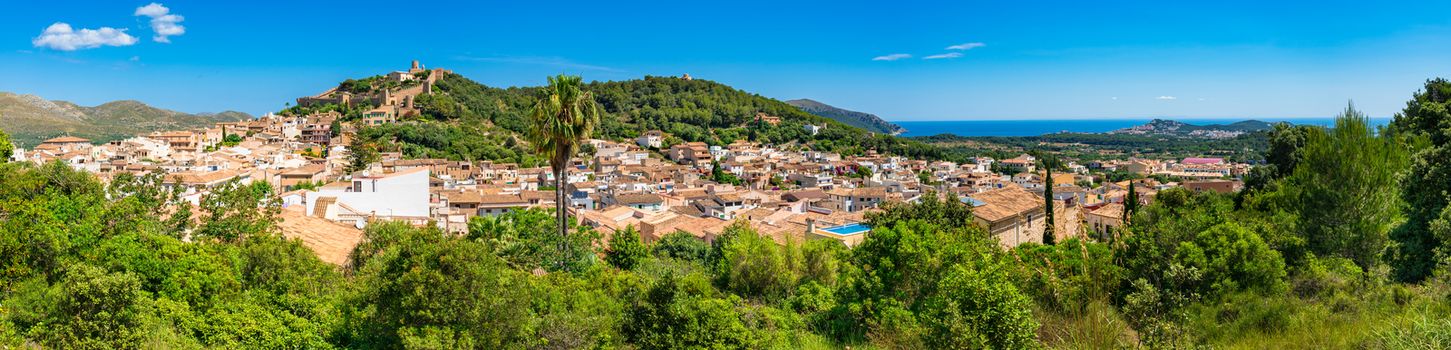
[[453, 55, 623, 72], [32, 23, 137, 51], [135, 3, 185, 43], [923, 52, 963, 60], [946, 42, 985, 50], [1157, 96, 1177, 100], [872, 53, 911, 61]]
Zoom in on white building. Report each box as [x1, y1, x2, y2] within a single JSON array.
[[305, 167, 431, 226], [636, 130, 664, 149]]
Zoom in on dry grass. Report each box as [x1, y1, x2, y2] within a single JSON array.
[[1037, 300, 1138, 349]]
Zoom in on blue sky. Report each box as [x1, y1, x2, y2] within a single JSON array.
[[3, 1, 1450, 121]]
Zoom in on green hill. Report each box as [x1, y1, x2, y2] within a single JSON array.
[[786, 98, 903, 134], [1114, 118, 1275, 136], [0, 92, 252, 147], [345, 73, 947, 165]]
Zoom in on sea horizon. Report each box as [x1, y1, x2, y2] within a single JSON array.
[[891, 117, 1394, 137]]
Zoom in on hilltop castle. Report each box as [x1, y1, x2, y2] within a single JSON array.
[[295, 60, 452, 122]]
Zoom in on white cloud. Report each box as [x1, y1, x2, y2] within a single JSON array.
[[134, 3, 168, 17], [1157, 96, 1177, 100], [32, 23, 137, 51], [135, 3, 185, 43], [872, 53, 911, 61], [1111, 97, 1119, 100], [923, 52, 963, 60], [129, 56, 141, 61], [946, 42, 985, 50]]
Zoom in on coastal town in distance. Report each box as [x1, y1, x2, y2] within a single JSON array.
[[5, 1, 1451, 348], [8, 60, 1252, 256]]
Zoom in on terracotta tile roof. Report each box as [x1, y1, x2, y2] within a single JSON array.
[[478, 194, 528, 206], [282, 164, 326, 176], [674, 188, 709, 200], [851, 187, 887, 198], [969, 186, 1043, 223], [670, 204, 705, 217], [1088, 203, 1123, 219], [1000, 154, 1034, 165], [443, 190, 483, 204], [521, 190, 554, 201], [713, 193, 743, 202], [615, 193, 664, 205], [278, 207, 364, 266]]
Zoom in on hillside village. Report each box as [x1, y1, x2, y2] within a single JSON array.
[[4, 61, 1255, 261]]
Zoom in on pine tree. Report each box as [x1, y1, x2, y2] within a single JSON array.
[[606, 225, 649, 270]]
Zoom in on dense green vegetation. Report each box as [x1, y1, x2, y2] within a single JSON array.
[[0, 128, 12, 161], [348, 122, 545, 170], [1388, 78, 1451, 283], [0, 161, 1039, 349], [917, 130, 1271, 163]]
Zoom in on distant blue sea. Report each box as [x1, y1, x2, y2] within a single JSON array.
[[893, 118, 1393, 137]]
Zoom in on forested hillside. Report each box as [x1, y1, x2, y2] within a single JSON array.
[[1112, 118, 1275, 135], [786, 98, 904, 134], [917, 131, 1272, 163], [347, 73, 948, 166], [2, 80, 1451, 349]]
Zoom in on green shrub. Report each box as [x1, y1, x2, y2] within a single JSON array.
[[605, 225, 649, 271], [1290, 255, 1363, 300], [652, 230, 712, 263]]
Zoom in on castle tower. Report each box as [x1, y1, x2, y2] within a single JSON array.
[[411, 60, 420, 71]]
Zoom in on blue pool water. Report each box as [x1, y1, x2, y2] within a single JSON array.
[[821, 223, 871, 235]]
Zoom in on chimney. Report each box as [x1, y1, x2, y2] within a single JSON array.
[[806, 218, 816, 233]]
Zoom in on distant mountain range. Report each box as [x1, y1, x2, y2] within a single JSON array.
[[0, 92, 252, 147], [785, 99, 904, 134], [1111, 118, 1274, 138]]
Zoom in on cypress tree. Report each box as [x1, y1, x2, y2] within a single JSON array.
[[1124, 182, 1138, 224], [1043, 166, 1056, 245]]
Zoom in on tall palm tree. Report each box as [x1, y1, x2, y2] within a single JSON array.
[[526, 74, 601, 262]]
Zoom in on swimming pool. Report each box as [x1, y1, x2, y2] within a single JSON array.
[[820, 223, 871, 235]]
